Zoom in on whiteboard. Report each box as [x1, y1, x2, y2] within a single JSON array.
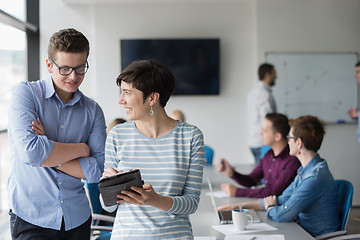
[[266, 52, 359, 123]]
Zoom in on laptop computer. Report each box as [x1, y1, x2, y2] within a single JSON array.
[[206, 177, 261, 224]]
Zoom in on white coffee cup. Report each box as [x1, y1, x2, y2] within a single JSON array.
[[232, 209, 254, 231]]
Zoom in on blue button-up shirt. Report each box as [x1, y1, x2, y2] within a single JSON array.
[[7, 77, 106, 231], [261, 154, 340, 237]]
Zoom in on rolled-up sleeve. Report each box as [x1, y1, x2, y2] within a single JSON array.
[[266, 176, 321, 222], [79, 103, 106, 183], [8, 82, 54, 166]]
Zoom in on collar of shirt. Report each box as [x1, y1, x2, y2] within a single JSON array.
[[44, 76, 82, 106], [297, 154, 322, 178], [265, 144, 290, 160], [258, 81, 272, 92]]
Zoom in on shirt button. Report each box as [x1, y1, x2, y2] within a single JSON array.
[[61, 200, 64, 204], [61, 125, 64, 129], [268, 169, 272, 172], [285, 206, 288, 209], [272, 158, 275, 162], [59, 182, 62, 185]]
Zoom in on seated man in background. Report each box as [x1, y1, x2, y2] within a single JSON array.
[[218, 115, 340, 237], [216, 113, 300, 198]]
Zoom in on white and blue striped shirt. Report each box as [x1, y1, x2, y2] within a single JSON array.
[[102, 121, 205, 239]]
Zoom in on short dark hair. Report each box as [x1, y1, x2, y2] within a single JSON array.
[[258, 63, 274, 80], [289, 115, 326, 152], [48, 28, 90, 60], [355, 61, 360, 67], [265, 113, 290, 140], [116, 60, 175, 108]]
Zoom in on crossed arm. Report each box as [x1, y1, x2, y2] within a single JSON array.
[[32, 118, 88, 179]]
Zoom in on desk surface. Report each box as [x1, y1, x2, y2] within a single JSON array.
[[190, 165, 315, 240]]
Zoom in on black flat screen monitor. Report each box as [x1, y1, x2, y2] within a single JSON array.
[[120, 39, 220, 95]]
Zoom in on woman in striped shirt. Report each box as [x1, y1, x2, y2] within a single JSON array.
[[101, 60, 205, 239]]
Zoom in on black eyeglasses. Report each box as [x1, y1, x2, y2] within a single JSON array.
[[287, 135, 297, 141], [50, 58, 89, 76]]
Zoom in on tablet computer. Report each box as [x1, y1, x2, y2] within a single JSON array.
[[98, 169, 143, 207]]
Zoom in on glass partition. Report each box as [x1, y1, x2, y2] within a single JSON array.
[[0, 0, 27, 212]]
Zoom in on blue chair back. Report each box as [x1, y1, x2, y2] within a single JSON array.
[[84, 180, 113, 240], [260, 145, 271, 158], [84, 180, 103, 215], [204, 145, 214, 165], [336, 180, 353, 230]]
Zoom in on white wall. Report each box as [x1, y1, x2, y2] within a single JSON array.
[[40, 0, 257, 165], [40, 0, 360, 204]]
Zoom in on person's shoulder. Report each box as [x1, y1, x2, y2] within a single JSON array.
[[117, 120, 132, 127], [248, 82, 271, 98], [15, 79, 42, 89], [258, 84, 271, 95], [303, 157, 331, 180], [79, 92, 97, 104], [261, 149, 273, 161], [285, 154, 300, 163], [276, 149, 300, 166], [12, 80, 46, 98], [78, 92, 105, 111], [175, 121, 204, 139], [247, 84, 259, 96], [112, 121, 132, 131], [178, 121, 202, 132], [312, 158, 331, 175], [107, 121, 132, 137]]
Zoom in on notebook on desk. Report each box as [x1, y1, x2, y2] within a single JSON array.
[[206, 177, 261, 224]]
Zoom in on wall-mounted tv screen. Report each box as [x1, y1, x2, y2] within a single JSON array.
[[120, 39, 220, 95]]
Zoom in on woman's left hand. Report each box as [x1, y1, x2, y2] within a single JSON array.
[[117, 183, 158, 205], [117, 183, 173, 211]]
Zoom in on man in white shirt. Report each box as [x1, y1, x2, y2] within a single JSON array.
[[247, 63, 277, 164], [347, 61, 360, 143]]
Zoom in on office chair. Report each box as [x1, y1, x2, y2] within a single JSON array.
[[315, 180, 354, 240], [260, 145, 271, 158], [83, 180, 115, 240], [204, 145, 214, 165]]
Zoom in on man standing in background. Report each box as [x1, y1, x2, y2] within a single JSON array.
[[347, 61, 360, 143], [347, 61, 360, 222], [247, 63, 277, 164]]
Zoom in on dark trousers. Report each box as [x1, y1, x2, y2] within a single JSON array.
[[9, 210, 91, 240]]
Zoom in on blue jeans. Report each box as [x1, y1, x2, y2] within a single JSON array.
[[9, 210, 91, 240]]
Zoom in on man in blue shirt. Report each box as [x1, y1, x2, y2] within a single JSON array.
[[7, 28, 106, 239]]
